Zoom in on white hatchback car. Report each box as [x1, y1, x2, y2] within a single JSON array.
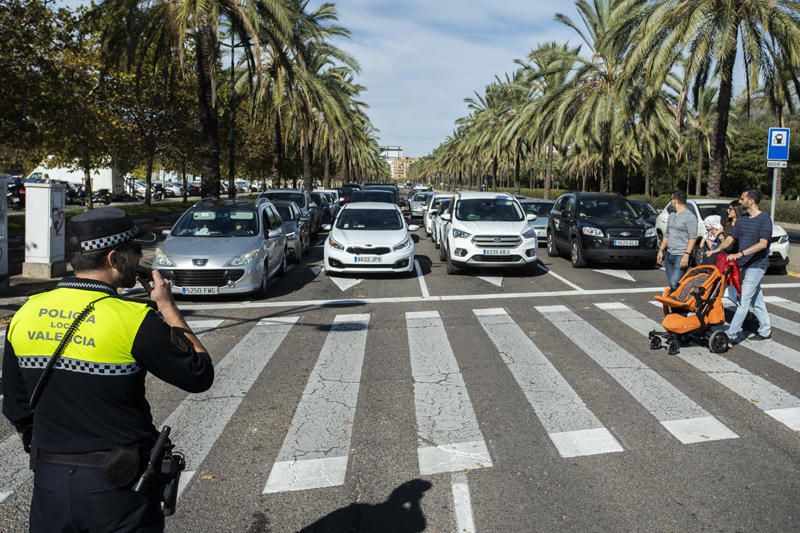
[[440, 192, 538, 274], [654, 199, 789, 271], [323, 202, 420, 275]]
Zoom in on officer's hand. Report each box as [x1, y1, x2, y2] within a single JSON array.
[[19, 428, 32, 454], [145, 269, 174, 305]]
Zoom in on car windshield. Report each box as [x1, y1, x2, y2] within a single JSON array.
[[455, 198, 524, 222], [350, 191, 395, 203], [695, 202, 729, 220], [577, 197, 637, 219], [336, 209, 404, 230], [263, 192, 305, 207], [275, 205, 294, 221], [633, 202, 657, 216], [310, 193, 326, 204], [412, 193, 432, 202], [437, 200, 451, 213], [172, 209, 259, 237], [522, 202, 554, 217]]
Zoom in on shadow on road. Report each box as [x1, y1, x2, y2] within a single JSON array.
[[298, 479, 433, 533]]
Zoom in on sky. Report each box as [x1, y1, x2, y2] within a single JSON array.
[[323, 0, 583, 157]]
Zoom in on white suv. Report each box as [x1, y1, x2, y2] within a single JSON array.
[[440, 192, 538, 274]]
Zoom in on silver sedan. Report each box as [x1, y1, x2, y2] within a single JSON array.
[[153, 199, 287, 297]]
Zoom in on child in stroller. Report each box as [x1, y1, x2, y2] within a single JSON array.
[[649, 263, 737, 355]]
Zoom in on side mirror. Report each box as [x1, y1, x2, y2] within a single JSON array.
[[309, 202, 318, 209], [408, 224, 420, 231], [161, 229, 171, 238], [300, 215, 310, 222], [421, 206, 428, 211], [322, 224, 332, 232], [268, 229, 282, 239], [440, 213, 451, 221], [338, 199, 345, 205], [526, 213, 537, 221]]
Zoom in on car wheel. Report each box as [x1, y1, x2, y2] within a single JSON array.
[[256, 262, 269, 297], [570, 238, 587, 268], [446, 251, 461, 275], [278, 249, 288, 275], [546, 231, 559, 257]]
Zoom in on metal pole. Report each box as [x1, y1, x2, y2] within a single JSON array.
[[770, 167, 779, 221]]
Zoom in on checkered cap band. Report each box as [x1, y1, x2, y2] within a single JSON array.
[[80, 226, 138, 252], [17, 355, 142, 376]]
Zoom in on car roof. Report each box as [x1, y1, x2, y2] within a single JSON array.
[[456, 191, 515, 200], [261, 189, 304, 194], [688, 198, 736, 205], [342, 201, 398, 210], [192, 198, 256, 209], [520, 198, 553, 203]]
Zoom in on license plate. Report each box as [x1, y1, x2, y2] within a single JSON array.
[[483, 249, 510, 256], [353, 256, 383, 263], [613, 239, 639, 247], [181, 286, 219, 295]]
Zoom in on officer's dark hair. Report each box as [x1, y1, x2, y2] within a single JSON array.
[[744, 189, 762, 205], [671, 190, 687, 205]]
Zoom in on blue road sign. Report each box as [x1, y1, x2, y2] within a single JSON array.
[[767, 127, 791, 161]]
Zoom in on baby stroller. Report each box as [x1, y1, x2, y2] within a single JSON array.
[[648, 264, 732, 355]]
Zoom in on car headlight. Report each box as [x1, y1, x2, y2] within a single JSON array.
[[327, 236, 345, 250], [153, 248, 176, 267], [453, 228, 472, 239], [522, 228, 537, 239], [393, 237, 412, 251], [581, 226, 604, 237], [778, 234, 789, 244], [645, 227, 657, 238], [228, 248, 261, 266]]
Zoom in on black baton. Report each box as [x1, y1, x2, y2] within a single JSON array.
[[133, 426, 171, 493]]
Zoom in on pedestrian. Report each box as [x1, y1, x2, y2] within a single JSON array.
[[710, 189, 772, 343], [1, 207, 214, 532], [710, 201, 741, 303], [657, 190, 699, 289]]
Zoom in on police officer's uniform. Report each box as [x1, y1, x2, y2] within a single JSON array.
[[1, 208, 214, 532]]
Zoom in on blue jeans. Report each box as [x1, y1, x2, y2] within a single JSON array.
[[664, 252, 686, 289], [727, 267, 771, 340]]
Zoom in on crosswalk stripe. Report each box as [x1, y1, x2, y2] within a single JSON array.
[[0, 434, 29, 503], [651, 300, 800, 374], [264, 314, 370, 493], [187, 319, 224, 336], [163, 316, 299, 500], [473, 308, 622, 457], [598, 302, 800, 431], [764, 296, 800, 314], [538, 305, 737, 444], [406, 311, 492, 475]]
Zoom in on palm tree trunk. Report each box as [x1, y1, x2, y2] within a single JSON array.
[[545, 137, 554, 199], [343, 146, 351, 182], [302, 131, 313, 191], [83, 150, 93, 210], [144, 149, 154, 207], [323, 139, 331, 188], [514, 140, 521, 194], [491, 156, 498, 191], [195, 20, 222, 198], [708, 39, 737, 198], [601, 123, 611, 193], [271, 117, 282, 187], [695, 133, 704, 196], [182, 161, 188, 203], [645, 151, 652, 197]]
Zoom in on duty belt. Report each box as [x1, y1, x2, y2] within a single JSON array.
[[37, 449, 112, 468]]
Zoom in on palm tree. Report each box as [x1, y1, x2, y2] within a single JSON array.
[[630, 0, 800, 197], [95, 0, 294, 198]]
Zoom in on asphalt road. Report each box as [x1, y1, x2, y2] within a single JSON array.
[[2, 222, 800, 532]]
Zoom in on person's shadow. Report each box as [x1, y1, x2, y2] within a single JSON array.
[[299, 479, 433, 533]]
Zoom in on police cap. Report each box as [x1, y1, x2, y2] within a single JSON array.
[[67, 207, 156, 254]]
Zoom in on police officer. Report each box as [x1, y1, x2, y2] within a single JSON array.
[[2, 208, 214, 532]]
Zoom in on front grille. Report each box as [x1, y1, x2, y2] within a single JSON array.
[[472, 255, 522, 263], [164, 269, 245, 287], [472, 235, 522, 248], [607, 229, 644, 239], [346, 246, 391, 255]]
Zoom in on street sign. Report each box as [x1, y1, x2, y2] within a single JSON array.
[[767, 127, 790, 162], [767, 160, 788, 168]]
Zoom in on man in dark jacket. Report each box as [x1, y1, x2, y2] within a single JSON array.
[[2, 207, 214, 532]]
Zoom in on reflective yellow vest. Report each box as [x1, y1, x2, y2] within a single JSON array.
[[8, 288, 151, 374]]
